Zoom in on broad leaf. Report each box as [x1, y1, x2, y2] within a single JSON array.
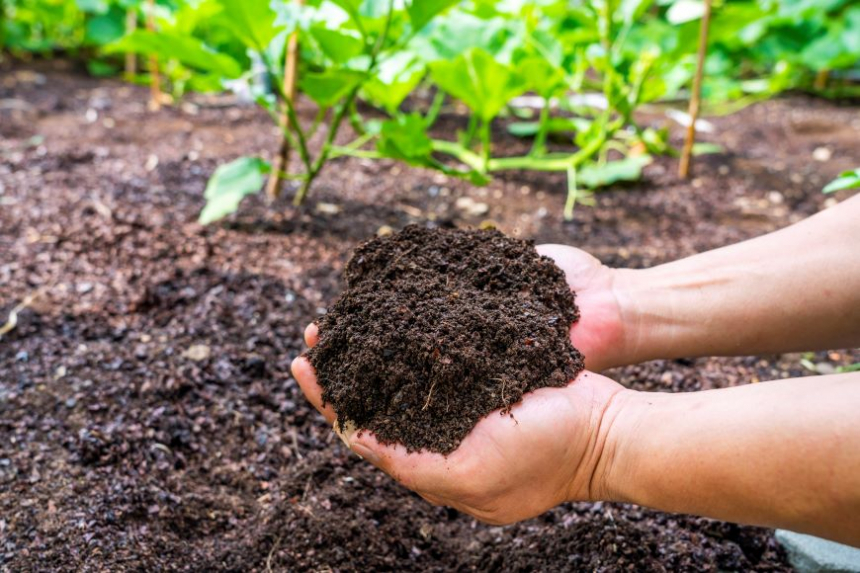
[[299, 69, 365, 108], [85, 8, 125, 45], [516, 55, 565, 98], [106, 30, 243, 78], [823, 168, 860, 193], [407, 0, 459, 31], [310, 26, 364, 63], [577, 156, 652, 189], [329, 0, 363, 31], [666, 0, 705, 24], [199, 157, 270, 225], [377, 114, 433, 166], [363, 52, 424, 113], [217, 0, 280, 51], [429, 48, 527, 122]]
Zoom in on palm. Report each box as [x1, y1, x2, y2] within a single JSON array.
[[536, 245, 625, 372], [293, 345, 624, 524], [291, 244, 627, 523], [347, 370, 624, 525]]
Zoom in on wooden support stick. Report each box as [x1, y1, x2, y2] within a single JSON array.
[[678, 0, 712, 179], [124, 7, 137, 79], [265, 0, 303, 202], [146, 0, 162, 111], [814, 70, 829, 91]]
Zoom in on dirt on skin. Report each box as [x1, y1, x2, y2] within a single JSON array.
[[308, 226, 584, 454], [2, 58, 859, 571]]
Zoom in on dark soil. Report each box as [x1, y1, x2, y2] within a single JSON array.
[[2, 59, 859, 571], [308, 226, 584, 453]]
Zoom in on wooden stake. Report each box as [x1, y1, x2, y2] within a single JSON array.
[[678, 0, 712, 179], [265, 0, 303, 202], [814, 69, 829, 91], [146, 0, 162, 111], [124, 7, 137, 80]]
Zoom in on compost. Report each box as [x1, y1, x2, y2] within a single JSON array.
[[308, 226, 585, 453]]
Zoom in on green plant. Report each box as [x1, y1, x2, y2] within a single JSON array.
[[7, 1, 858, 223], [824, 168, 860, 194]]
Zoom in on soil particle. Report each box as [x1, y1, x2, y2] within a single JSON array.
[[308, 225, 584, 453]]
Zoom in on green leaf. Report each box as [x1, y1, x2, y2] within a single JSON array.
[[362, 52, 424, 113], [106, 30, 244, 78], [666, 0, 705, 24], [377, 114, 433, 166], [823, 168, 860, 193], [76, 0, 109, 14], [328, 0, 363, 32], [429, 48, 527, 122], [299, 69, 365, 108], [217, 0, 280, 51], [199, 157, 270, 225], [85, 10, 125, 46], [407, 0, 459, 31], [838, 363, 860, 373], [577, 156, 652, 189], [516, 55, 565, 98], [310, 26, 364, 63], [692, 142, 724, 155]]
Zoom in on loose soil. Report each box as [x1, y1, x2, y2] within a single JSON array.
[[309, 226, 584, 453], [2, 59, 859, 571]]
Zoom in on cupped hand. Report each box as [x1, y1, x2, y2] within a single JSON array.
[[292, 324, 629, 525], [536, 245, 628, 372]]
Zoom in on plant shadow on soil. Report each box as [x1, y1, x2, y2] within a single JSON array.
[[2, 60, 859, 571]]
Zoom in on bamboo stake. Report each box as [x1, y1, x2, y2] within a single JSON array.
[[814, 70, 829, 91], [678, 0, 712, 179], [124, 7, 137, 79], [146, 0, 162, 111], [265, 0, 304, 202]]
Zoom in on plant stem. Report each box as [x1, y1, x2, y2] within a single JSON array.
[[260, 50, 313, 173], [480, 119, 491, 172], [564, 165, 578, 221], [424, 90, 445, 128], [266, 0, 303, 202], [431, 117, 621, 174], [679, 0, 712, 179], [531, 100, 551, 156], [293, 0, 395, 206], [461, 113, 479, 148]]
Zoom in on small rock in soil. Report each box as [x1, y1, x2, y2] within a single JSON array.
[[308, 225, 584, 454]]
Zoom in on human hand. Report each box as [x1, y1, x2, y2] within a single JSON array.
[[292, 324, 629, 525], [535, 245, 629, 371]]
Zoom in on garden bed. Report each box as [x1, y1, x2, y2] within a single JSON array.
[[2, 60, 859, 571]]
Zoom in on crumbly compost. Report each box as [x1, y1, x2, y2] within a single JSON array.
[[307, 225, 585, 453]]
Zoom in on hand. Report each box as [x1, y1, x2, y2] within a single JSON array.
[[535, 245, 628, 371], [292, 324, 629, 525]]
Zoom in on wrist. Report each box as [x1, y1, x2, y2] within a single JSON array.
[[577, 386, 644, 503], [608, 267, 674, 367], [591, 388, 661, 505]]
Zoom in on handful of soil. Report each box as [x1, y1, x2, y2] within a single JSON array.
[[307, 225, 585, 454]]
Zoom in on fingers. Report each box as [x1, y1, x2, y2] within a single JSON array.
[[290, 356, 336, 424], [349, 431, 456, 494], [535, 244, 602, 287], [304, 323, 319, 348]]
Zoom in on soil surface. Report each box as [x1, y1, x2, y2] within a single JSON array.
[[2, 58, 859, 571], [309, 226, 584, 453]]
